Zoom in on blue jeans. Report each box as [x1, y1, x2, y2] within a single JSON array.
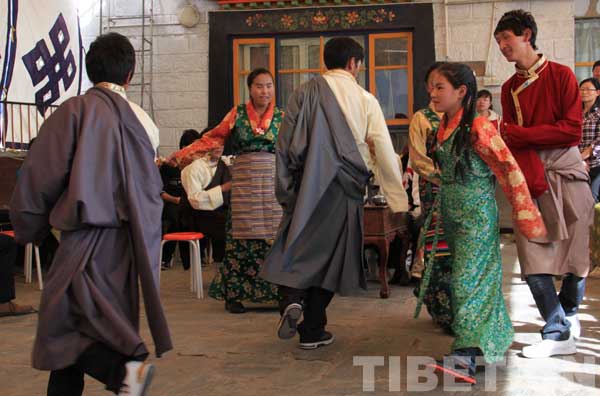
[[525, 274, 586, 340]]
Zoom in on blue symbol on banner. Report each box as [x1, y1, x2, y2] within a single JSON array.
[[21, 13, 76, 115]]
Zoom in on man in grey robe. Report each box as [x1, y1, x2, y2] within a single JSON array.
[[260, 37, 408, 350], [10, 32, 171, 396]]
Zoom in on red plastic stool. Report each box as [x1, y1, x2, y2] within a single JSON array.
[[159, 232, 204, 299], [1, 230, 43, 290]]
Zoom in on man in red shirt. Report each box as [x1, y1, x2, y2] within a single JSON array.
[[495, 10, 595, 358]]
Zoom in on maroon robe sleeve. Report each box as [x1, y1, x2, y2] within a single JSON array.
[[501, 80, 549, 197], [9, 99, 78, 245]]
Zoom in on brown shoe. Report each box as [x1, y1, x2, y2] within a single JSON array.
[[0, 301, 37, 317]]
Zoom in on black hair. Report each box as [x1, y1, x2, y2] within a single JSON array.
[[436, 62, 478, 181], [477, 89, 494, 110], [199, 127, 212, 137], [579, 78, 600, 112], [593, 61, 600, 71], [179, 129, 201, 149], [247, 68, 274, 88], [86, 32, 136, 85], [424, 61, 447, 83], [494, 9, 538, 50], [324, 37, 364, 70]]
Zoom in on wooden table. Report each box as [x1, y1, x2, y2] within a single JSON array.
[[363, 204, 410, 298]]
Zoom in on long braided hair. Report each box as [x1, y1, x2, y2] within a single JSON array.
[[436, 62, 478, 180]]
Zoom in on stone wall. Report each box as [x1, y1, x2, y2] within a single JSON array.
[[79, 0, 218, 156], [430, 0, 575, 110]]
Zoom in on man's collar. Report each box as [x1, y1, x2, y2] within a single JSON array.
[[96, 82, 127, 98], [324, 69, 357, 82], [515, 54, 547, 78]]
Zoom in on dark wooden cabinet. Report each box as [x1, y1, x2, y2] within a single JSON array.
[[363, 204, 410, 298], [0, 156, 23, 209]]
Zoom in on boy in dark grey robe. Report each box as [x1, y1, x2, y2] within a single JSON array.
[[10, 33, 171, 396], [261, 37, 407, 349]]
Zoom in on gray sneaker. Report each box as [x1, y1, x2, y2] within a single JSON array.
[[277, 303, 303, 339]]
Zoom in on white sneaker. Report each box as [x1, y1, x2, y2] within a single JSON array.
[[566, 315, 581, 339], [118, 361, 155, 396], [522, 337, 577, 358]]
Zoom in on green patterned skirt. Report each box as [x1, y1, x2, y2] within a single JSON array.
[[442, 183, 513, 363], [414, 255, 453, 333], [208, 215, 279, 303]]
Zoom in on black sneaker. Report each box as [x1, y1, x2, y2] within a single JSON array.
[[298, 331, 335, 350], [225, 301, 246, 314], [277, 303, 303, 339]]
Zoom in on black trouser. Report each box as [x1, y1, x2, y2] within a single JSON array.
[[0, 234, 17, 303], [47, 343, 142, 396], [278, 285, 334, 341], [193, 211, 227, 263], [161, 202, 190, 269]]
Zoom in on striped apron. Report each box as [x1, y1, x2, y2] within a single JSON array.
[[231, 152, 283, 240]]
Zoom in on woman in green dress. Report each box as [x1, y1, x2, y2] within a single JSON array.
[[415, 63, 546, 382], [170, 68, 282, 313]]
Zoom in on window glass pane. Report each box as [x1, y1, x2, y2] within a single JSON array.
[[357, 70, 366, 89], [239, 44, 270, 72], [575, 19, 600, 64], [238, 75, 250, 103], [279, 38, 321, 70], [280, 46, 299, 70], [308, 45, 320, 69], [278, 72, 319, 109], [575, 66, 592, 83], [374, 37, 408, 66], [375, 69, 409, 120]]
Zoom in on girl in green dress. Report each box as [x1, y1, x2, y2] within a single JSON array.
[[415, 63, 546, 383]]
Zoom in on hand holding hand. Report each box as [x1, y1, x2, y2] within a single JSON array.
[[221, 181, 232, 192], [163, 153, 179, 168], [581, 146, 593, 161]]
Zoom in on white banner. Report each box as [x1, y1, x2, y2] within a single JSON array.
[[1, 0, 84, 148]]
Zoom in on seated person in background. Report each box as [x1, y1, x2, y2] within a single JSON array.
[[180, 137, 231, 263], [593, 60, 600, 82], [159, 129, 201, 269], [476, 89, 502, 133], [0, 233, 36, 316]]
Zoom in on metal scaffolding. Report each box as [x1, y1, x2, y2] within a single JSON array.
[[99, 0, 155, 119]]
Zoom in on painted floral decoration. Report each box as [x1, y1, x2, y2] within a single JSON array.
[[244, 8, 396, 31]]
